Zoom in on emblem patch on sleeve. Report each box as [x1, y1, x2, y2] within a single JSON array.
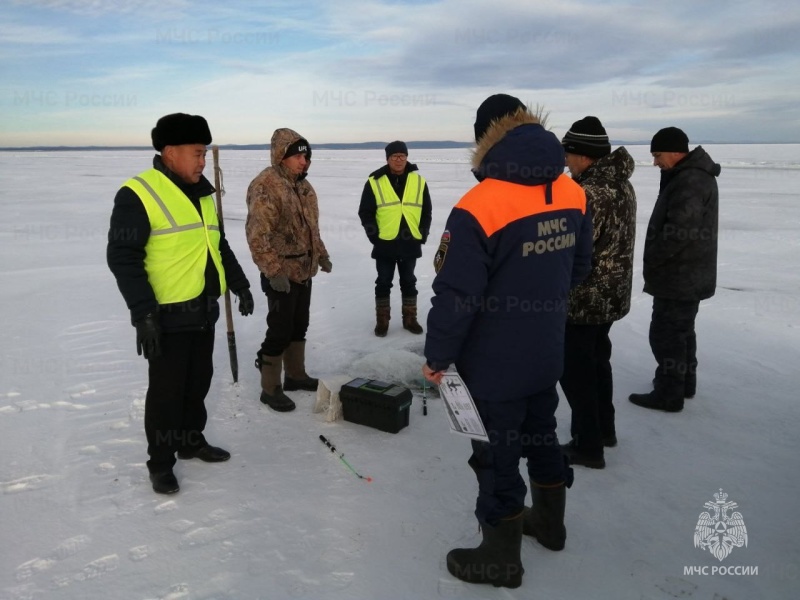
[[433, 230, 450, 274]]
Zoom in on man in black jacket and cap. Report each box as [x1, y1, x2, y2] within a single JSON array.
[[107, 113, 254, 494], [629, 127, 720, 412], [358, 141, 432, 336]]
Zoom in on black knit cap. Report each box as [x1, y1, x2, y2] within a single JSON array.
[[474, 94, 526, 142], [650, 127, 689, 153], [561, 116, 611, 159], [284, 138, 311, 160], [385, 140, 408, 158], [151, 113, 212, 151]]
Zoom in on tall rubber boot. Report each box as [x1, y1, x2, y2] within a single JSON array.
[[522, 482, 567, 551], [283, 341, 318, 391], [446, 512, 524, 588], [256, 353, 295, 412], [401, 297, 423, 334], [375, 297, 390, 337]]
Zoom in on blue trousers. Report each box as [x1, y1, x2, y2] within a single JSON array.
[[469, 385, 572, 526]]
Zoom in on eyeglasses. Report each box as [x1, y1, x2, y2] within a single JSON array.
[[388, 154, 407, 160]]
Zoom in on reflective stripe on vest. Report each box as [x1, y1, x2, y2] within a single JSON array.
[[123, 169, 226, 304], [369, 172, 425, 240]]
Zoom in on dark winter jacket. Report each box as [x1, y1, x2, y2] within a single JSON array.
[[643, 146, 720, 301], [107, 155, 250, 332], [567, 147, 637, 324], [358, 162, 433, 259], [424, 109, 593, 401]]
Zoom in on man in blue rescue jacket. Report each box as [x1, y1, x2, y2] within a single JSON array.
[[423, 95, 592, 588], [107, 113, 254, 495]]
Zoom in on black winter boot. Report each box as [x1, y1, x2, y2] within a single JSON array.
[[561, 439, 605, 469], [401, 297, 423, 334], [652, 375, 695, 399], [629, 390, 683, 412], [523, 482, 566, 551], [256, 354, 296, 412], [446, 513, 524, 588], [149, 470, 179, 495], [283, 341, 318, 391]]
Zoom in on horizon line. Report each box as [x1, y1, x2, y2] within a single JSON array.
[[1, 139, 796, 152]]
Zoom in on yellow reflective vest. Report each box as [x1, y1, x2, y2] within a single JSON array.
[[123, 169, 226, 304], [369, 172, 426, 240]]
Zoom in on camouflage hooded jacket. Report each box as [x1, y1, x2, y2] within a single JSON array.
[[245, 128, 329, 283], [567, 146, 637, 324]]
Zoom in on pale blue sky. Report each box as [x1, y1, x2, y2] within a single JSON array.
[[1, 0, 798, 146]]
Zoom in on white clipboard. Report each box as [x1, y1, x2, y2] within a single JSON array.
[[438, 369, 489, 442]]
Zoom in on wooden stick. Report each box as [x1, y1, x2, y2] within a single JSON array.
[[212, 145, 239, 383]]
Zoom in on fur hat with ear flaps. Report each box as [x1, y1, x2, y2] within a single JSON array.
[[151, 113, 212, 151]]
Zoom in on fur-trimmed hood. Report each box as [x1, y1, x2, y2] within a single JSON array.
[[471, 107, 565, 186]]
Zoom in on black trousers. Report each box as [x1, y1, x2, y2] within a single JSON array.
[[559, 322, 614, 455], [145, 328, 214, 473], [375, 257, 417, 299], [260, 275, 312, 357], [650, 297, 700, 400], [469, 386, 572, 526]]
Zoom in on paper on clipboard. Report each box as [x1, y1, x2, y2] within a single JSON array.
[[438, 370, 489, 442]]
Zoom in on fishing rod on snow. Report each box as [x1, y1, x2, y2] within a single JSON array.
[[319, 435, 372, 482]]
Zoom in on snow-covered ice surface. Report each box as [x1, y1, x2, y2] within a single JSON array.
[[1, 145, 798, 599]]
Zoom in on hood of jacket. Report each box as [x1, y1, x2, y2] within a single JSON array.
[[471, 107, 565, 186], [676, 146, 721, 177], [575, 146, 635, 187], [660, 146, 721, 190], [270, 127, 310, 180]]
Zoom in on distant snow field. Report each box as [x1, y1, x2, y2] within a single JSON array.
[[1, 146, 798, 599]]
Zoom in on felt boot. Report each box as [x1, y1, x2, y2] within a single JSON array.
[[283, 341, 318, 391], [522, 482, 567, 551], [256, 353, 296, 412], [401, 297, 423, 334]]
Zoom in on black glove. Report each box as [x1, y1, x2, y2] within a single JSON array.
[[135, 313, 162, 360], [235, 288, 254, 316]]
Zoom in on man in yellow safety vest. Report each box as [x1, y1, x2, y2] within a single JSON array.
[[358, 141, 432, 336], [107, 113, 254, 495]]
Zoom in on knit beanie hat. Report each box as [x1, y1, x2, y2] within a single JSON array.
[[650, 127, 689, 153], [283, 138, 311, 160], [474, 94, 526, 142], [385, 140, 408, 158], [151, 113, 212, 151], [561, 116, 611, 158]]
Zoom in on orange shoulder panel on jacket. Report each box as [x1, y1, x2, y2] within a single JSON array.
[[456, 174, 586, 238]]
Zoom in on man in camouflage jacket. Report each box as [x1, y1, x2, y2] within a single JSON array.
[[559, 116, 636, 468], [245, 128, 332, 412]]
